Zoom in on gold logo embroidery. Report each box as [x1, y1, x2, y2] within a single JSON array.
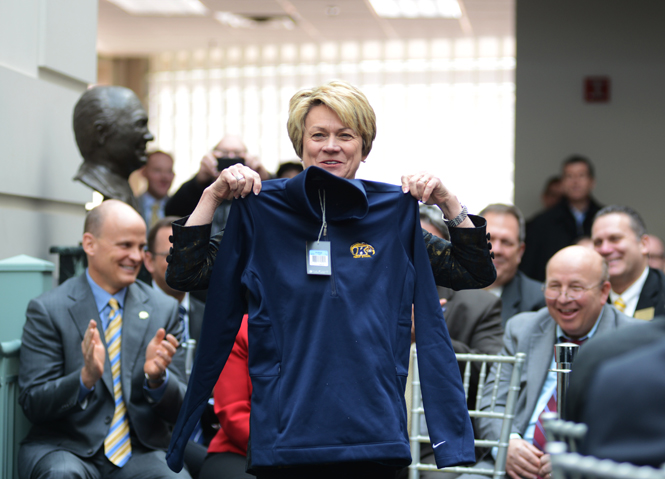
[[350, 242, 376, 258]]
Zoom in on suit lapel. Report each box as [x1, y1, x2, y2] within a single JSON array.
[[67, 275, 115, 395], [502, 274, 522, 323], [524, 315, 555, 426], [636, 268, 658, 312], [121, 283, 151, 395]]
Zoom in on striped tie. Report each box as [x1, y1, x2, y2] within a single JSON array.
[[104, 299, 132, 467], [613, 296, 626, 313]]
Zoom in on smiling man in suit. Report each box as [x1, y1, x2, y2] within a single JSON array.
[[18, 200, 190, 479], [458, 246, 634, 479], [479, 204, 545, 327], [592, 205, 665, 320]]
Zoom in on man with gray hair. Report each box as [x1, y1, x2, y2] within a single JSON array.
[[459, 246, 634, 479], [479, 204, 545, 326], [591, 205, 665, 319], [73, 86, 154, 211]]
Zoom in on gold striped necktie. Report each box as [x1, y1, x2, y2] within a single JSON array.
[[104, 298, 132, 466], [613, 296, 626, 313]]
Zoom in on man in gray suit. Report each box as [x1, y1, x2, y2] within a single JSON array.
[[479, 204, 545, 326], [459, 246, 634, 479], [18, 200, 191, 479]]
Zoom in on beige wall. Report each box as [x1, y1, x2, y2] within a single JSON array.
[[0, 0, 98, 271], [515, 0, 665, 239]]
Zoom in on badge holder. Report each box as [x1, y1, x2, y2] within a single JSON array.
[[307, 189, 332, 276]]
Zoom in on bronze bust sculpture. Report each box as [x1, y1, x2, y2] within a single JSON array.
[[73, 86, 153, 211]]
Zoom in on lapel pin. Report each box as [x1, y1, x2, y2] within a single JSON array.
[[139, 311, 149, 319]]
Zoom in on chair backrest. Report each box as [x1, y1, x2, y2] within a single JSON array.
[[542, 414, 588, 453], [548, 443, 665, 479], [1, 339, 31, 479], [408, 349, 526, 479]]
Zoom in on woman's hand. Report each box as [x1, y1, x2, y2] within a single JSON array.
[[212, 164, 263, 201], [401, 172, 473, 228], [186, 164, 262, 227], [401, 171, 454, 206]]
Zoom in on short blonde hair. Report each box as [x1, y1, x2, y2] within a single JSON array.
[[287, 81, 377, 159]]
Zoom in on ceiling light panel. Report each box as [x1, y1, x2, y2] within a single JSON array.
[[369, 0, 462, 19], [106, 0, 208, 16]]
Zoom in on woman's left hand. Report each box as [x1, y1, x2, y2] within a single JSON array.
[[401, 171, 473, 229], [401, 172, 453, 206]]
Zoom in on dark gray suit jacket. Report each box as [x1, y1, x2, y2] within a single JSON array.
[[500, 271, 546, 327], [476, 304, 635, 445], [18, 275, 187, 479], [581, 337, 665, 467], [566, 316, 665, 423]]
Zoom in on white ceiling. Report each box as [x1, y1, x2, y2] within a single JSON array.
[[97, 0, 514, 56]]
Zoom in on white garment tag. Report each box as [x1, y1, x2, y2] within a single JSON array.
[[306, 241, 331, 275]]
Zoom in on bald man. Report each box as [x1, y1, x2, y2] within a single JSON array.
[[165, 136, 270, 234], [18, 200, 190, 479], [459, 246, 635, 479]]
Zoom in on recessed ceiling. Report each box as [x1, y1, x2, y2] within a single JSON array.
[[97, 0, 513, 56]]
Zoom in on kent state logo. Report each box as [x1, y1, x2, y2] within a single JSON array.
[[350, 242, 376, 258]]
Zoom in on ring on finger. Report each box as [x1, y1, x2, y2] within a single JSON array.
[[235, 174, 244, 181]]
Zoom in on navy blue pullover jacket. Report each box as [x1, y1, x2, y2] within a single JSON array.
[[167, 167, 475, 471]]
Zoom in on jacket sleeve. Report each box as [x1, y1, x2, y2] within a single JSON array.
[[166, 200, 250, 472], [165, 217, 222, 292], [424, 215, 496, 290], [18, 297, 84, 423], [412, 204, 476, 468]]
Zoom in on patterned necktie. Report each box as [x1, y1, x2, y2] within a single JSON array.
[[104, 299, 132, 467], [150, 201, 160, 227], [178, 304, 189, 343], [613, 296, 626, 313]]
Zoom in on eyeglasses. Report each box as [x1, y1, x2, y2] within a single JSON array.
[[542, 283, 602, 301]]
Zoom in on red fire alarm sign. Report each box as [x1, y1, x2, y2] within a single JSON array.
[[584, 76, 610, 103]]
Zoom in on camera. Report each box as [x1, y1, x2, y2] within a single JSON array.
[[216, 156, 245, 171]]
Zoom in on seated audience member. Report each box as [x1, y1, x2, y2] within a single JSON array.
[[479, 204, 545, 326], [592, 205, 665, 319], [275, 161, 303, 179], [137, 151, 175, 228], [165, 136, 270, 234], [144, 217, 205, 350], [540, 176, 563, 210], [580, 337, 665, 467], [198, 316, 253, 479], [521, 155, 603, 282], [145, 217, 211, 477], [646, 233, 665, 271], [458, 246, 634, 479], [18, 200, 189, 479]]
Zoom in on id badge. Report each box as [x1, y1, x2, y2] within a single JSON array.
[[306, 241, 332, 275]]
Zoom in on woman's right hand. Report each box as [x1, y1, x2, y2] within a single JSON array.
[[211, 164, 263, 202], [185, 164, 263, 227]]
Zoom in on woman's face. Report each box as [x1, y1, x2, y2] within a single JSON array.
[[301, 104, 366, 179]]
